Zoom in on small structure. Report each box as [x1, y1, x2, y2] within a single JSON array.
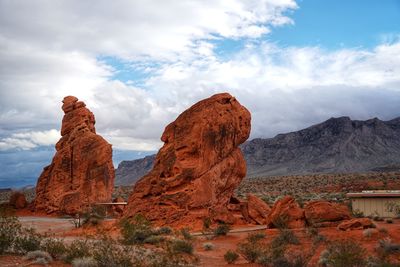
[[347, 190, 400, 218]]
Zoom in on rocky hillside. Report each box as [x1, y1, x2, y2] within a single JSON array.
[[243, 116, 400, 177], [115, 155, 155, 185], [115, 116, 400, 185]]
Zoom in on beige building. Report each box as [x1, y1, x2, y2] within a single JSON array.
[[347, 191, 400, 218]]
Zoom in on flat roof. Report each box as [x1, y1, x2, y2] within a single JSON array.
[[347, 190, 400, 198]]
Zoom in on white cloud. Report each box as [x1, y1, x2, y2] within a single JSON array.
[[0, 129, 60, 151], [1, 0, 400, 155]]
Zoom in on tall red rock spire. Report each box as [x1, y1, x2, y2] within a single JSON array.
[[34, 96, 114, 214], [124, 93, 251, 225]]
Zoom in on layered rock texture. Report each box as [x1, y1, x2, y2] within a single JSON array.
[[124, 93, 251, 225], [116, 116, 400, 185], [34, 96, 114, 214], [304, 201, 351, 226]]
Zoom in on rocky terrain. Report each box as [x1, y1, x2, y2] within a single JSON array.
[[34, 96, 115, 214], [115, 155, 155, 186], [115, 116, 400, 185]]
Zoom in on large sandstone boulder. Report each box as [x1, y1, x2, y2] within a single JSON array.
[[34, 96, 114, 214], [9, 192, 27, 209], [124, 93, 251, 225], [246, 194, 271, 225], [266, 196, 305, 229], [304, 201, 351, 226]]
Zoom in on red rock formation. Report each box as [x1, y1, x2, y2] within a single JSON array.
[[246, 194, 271, 225], [124, 93, 251, 225], [304, 201, 351, 226], [337, 218, 375, 231], [34, 96, 114, 214], [9, 192, 27, 209], [266, 196, 305, 229]]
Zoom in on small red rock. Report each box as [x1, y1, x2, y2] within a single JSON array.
[[304, 200, 351, 225], [266, 196, 305, 229], [9, 192, 27, 209], [337, 218, 375, 231], [246, 194, 271, 225]]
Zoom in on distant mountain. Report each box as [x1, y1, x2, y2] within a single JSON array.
[[115, 155, 155, 186], [115, 116, 400, 185], [242, 116, 400, 177]]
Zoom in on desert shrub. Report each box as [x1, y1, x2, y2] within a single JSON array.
[[319, 239, 366, 267], [170, 239, 194, 255], [352, 209, 365, 218], [14, 227, 43, 254], [179, 227, 193, 241], [376, 238, 400, 260], [378, 227, 388, 234], [237, 239, 263, 263], [144, 235, 165, 245], [72, 257, 98, 267], [92, 237, 133, 267], [306, 227, 326, 245], [41, 237, 67, 259], [34, 257, 50, 265], [385, 202, 400, 217], [385, 218, 393, 224], [224, 250, 239, 264], [363, 229, 377, 238], [273, 214, 289, 229], [0, 208, 21, 254], [24, 250, 53, 263], [156, 226, 172, 235], [82, 206, 106, 226], [271, 229, 299, 248], [202, 217, 212, 230], [119, 215, 154, 245], [247, 232, 266, 243], [64, 239, 92, 264], [203, 242, 214, 251], [213, 223, 230, 236]]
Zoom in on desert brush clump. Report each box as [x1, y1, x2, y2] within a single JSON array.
[[14, 227, 43, 254], [71, 257, 98, 267], [64, 239, 93, 264], [237, 233, 265, 263], [363, 228, 378, 238], [0, 207, 21, 254], [224, 250, 239, 264], [120, 214, 154, 245], [24, 250, 53, 264], [213, 222, 231, 236], [40, 237, 67, 259], [318, 239, 366, 267], [202, 242, 214, 251], [169, 239, 194, 255]]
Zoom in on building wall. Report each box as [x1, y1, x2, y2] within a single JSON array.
[[351, 197, 400, 217]]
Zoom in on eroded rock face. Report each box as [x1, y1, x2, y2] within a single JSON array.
[[9, 192, 27, 209], [267, 196, 305, 229], [34, 96, 114, 214], [304, 201, 351, 226], [124, 93, 251, 225]]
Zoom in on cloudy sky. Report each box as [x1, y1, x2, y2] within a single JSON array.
[[1, 0, 400, 187]]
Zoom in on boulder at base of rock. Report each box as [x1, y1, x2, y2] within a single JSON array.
[[304, 200, 351, 226], [124, 93, 251, 226], [34, 96, 114, 215], [246, 194, 271, 225], [266, 196, 305, 229], [9, 192, 27, 209], [337, 218, 375, 231]]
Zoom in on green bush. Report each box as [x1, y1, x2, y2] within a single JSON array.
[[24, 250, 53, 262], [144, 235, 165, 245], [64, 239, 92, 264], [119, 215, 154, 245], [237, 239, 263, 263], [14, 228, 43, 254], [203, 243, 214, 251], [224, 250, 239, 264], [352, 209, 365, 218], [179, 227, 193, 241], [319, 239, 366, 267], [156, 226, 172, 235], [247, 232, 266, 243], [213, 223, 231, 236], [92, 237, 133, 267], [41, 237, 67, 259], [0, 208, 21, 254], [170, 239, 194, 255], [271, 229, 299, 247]]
